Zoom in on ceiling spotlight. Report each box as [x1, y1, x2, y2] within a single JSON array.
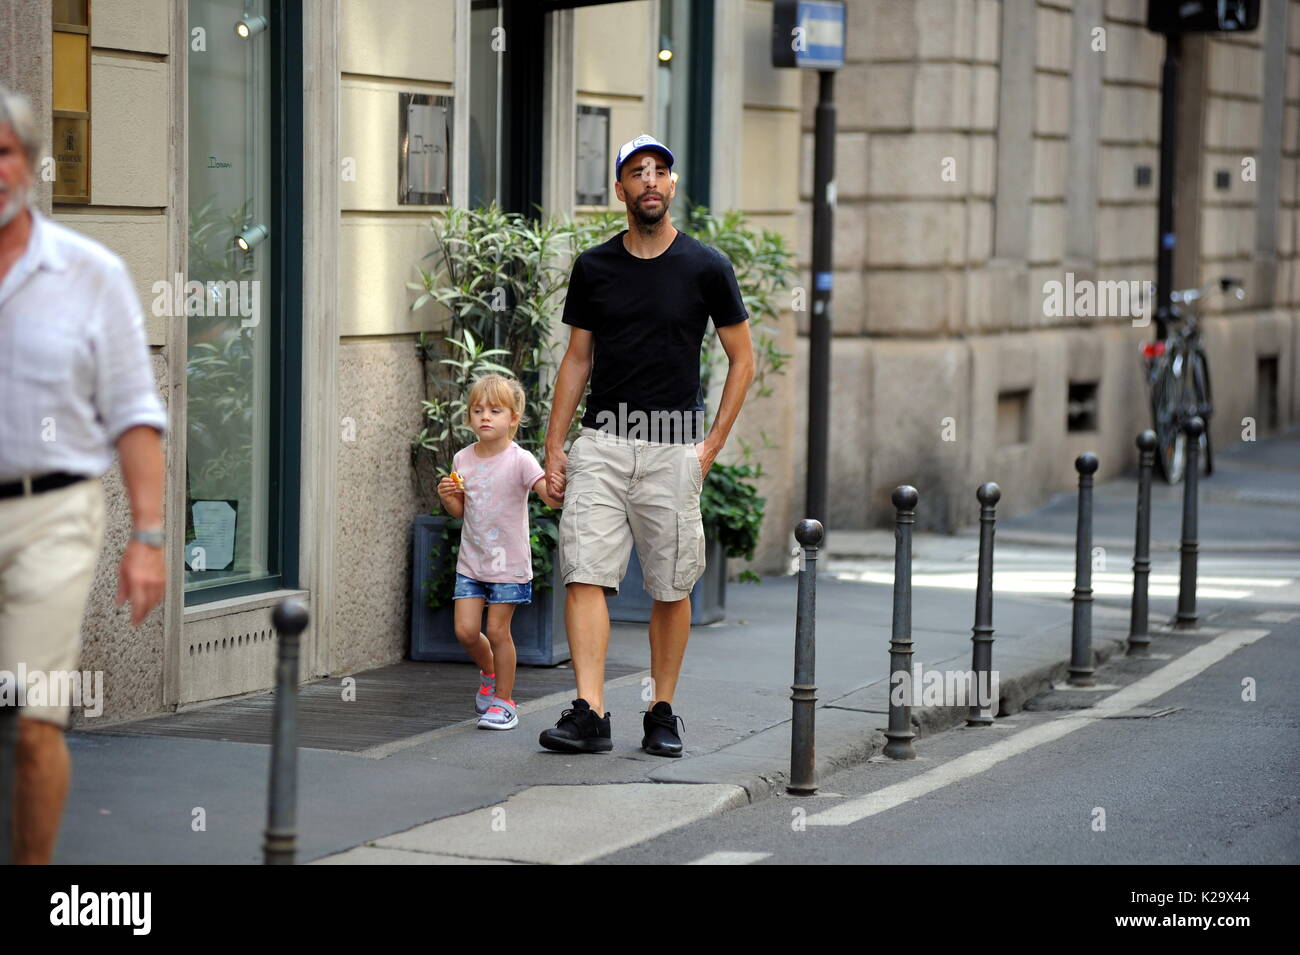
[[235, 224, 269, 252], [658, 34, 672, 62], [658, 48, 673, 62], [235, 14, 269, 38]]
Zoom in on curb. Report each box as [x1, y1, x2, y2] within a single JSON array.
[[649, 632, 1131, 808], [978, 530, 1300, 554], [828, 531, 1300, 557]]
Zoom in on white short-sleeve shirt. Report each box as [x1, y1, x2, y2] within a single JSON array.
[[452, 442, 546, 583]]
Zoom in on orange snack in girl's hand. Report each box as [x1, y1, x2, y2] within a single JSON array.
[[450, 471, 465, 489]]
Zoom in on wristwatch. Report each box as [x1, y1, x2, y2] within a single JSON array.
[[131, 528, 165, 549]]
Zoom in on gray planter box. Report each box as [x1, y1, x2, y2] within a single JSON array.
[[606, 533, 727, 625], [410, 514, 570, 666]]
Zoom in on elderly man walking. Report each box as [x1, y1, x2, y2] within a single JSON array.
[[540, 134, 754, 757], [0, 86, 167, 863]]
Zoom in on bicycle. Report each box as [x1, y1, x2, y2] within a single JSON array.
[[1141, 276, 1243, 484]]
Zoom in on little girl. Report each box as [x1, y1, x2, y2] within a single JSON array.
[[436, 374, 561, 730]]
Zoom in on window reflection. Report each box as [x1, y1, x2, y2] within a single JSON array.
[[185, 0, 274, 594]]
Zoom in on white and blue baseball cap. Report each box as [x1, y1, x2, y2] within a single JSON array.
[[614, 133, 675, 180]]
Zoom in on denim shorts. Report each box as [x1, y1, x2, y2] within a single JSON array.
[[453, 572, 532, 605]]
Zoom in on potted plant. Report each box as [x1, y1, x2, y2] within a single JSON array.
[[407, 206, 582, 665]]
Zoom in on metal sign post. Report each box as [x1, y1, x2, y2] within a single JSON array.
[[1145, 1, 1260, 340], [773, 1, 845, 532]]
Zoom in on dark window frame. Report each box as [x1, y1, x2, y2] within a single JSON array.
[[185, 0, 303, 606], [505, 0, 713, 217]]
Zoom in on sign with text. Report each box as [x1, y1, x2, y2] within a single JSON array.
[[772, 0, 846, 70], [398, 92, 452, 205], [576, 105, 610, 206], [52, 14, 91, 202]]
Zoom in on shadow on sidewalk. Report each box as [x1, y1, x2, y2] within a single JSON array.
[[85, 659, 639, 752]]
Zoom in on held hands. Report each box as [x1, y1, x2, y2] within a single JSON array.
[[545, 447, 567, 503]]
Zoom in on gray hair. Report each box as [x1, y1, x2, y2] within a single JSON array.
[[0, 85, 41, 171]]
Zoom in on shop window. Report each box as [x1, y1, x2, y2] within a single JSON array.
[[184, 0, 300, 602], [1257, 356, 1278, 435], [52, 0, 90, 203], [1067, 382, 1099, 433], [656, 0, 712, 209], [469, 0, 502, 208], [997, 390, 1031, 446]]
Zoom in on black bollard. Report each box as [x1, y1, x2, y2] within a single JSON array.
[[1175, 417, 1204, 629], [968, 483, 1001, 726], [884, 486, 918, 760], [0, 687, 16, 865], [1069, 453, 1099, 686], [1128, 431, 1157, 655], [788, 519, 824, 795], [264, 598, 309, 865]]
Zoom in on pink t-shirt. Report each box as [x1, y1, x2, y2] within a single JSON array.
[[452, 441, 546, 583]]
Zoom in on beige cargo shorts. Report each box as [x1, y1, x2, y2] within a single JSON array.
[[559, 426, 705, 602]]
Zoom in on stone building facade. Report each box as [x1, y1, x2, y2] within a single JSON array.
[[3, 0, 802, 723], [1, 0, 1296, 723], [769, 0, 1300, 543]]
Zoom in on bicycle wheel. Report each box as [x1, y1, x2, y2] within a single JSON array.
[[1152, 354, 1186, 484], [1189, 346, 1213, 475]]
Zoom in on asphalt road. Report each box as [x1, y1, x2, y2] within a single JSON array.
[[595, 602, 1300, 865]]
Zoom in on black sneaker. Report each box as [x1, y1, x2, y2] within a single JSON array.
[[538, 699, 612, 753], [642, 701, 685, 758]]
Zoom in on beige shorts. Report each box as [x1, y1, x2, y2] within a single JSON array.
[[0, 478, 104, 728], [560, 426, 705, 602]]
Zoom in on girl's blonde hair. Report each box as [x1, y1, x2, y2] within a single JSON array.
[[466, 373, 526, 440]]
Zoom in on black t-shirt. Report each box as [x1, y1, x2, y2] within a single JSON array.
[[561, 230, 748, 443]]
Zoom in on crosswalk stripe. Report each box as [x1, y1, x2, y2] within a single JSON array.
[[806, 628, 1270, 827], [831, 569, 1291, 600]]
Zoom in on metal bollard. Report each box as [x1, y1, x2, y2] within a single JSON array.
[[264, 598, 309, 865], [1069, 453, 1099, 686], [1174, 416, 1204, 629], [1128, 431, 1157, 655], [788, 519, 824, 795], [968, 482, 1001, 726], [884, 486, 918, 760], [0, 689, 16, 865]]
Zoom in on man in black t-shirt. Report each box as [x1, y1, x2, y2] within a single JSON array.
[[540, 134, 755, 757]]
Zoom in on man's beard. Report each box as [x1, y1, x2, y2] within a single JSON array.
[[630, 193, 669, 227], [0, 182, 30, 228]]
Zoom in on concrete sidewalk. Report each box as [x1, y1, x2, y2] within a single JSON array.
[[58, 429, 1300, 864]]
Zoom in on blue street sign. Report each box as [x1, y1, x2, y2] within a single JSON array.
[[772, 0, 846, 70]]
